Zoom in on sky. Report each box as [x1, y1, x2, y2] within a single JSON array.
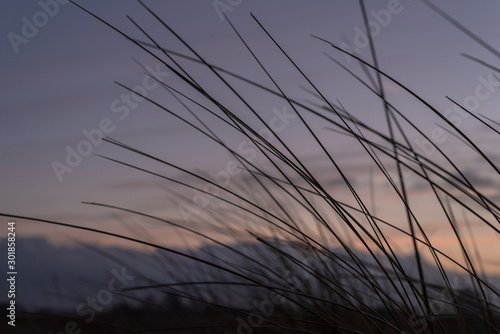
[[2, 1, 500, 272]]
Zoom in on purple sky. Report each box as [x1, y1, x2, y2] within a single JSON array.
[[2, 1, 500, 270]]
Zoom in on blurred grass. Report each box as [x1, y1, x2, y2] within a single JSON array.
[[3, 1, 500, 333]]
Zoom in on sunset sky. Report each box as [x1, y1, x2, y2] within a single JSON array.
[[2, 1, 500, 272]]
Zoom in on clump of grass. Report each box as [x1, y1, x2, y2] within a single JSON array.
[[3, 1, 500, 333]]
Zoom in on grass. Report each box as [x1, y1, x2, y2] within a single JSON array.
[[3, 1, 500, 333]]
